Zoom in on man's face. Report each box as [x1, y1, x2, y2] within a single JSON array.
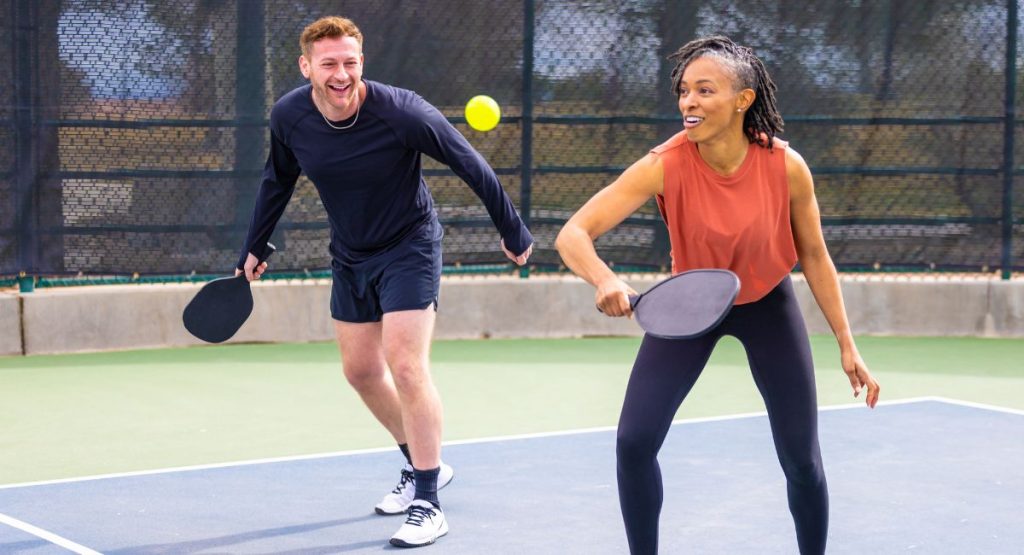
[[299, 35, 364, 118]]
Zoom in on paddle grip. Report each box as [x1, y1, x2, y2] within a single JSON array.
[[596, 294, 641, 314]]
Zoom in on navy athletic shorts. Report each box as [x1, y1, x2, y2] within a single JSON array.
[[330, 221, 443, 323]]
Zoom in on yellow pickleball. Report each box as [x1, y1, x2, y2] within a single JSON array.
[[465, 95, 501, 132]]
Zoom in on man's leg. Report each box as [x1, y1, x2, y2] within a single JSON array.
[[334, 319, 449, 516], [382, 307, 442, 474], [334, 320, 416, 516], [334, 320, 405, 443], [382, 307, 449, 548]]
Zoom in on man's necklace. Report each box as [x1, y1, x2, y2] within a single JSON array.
[[318, 87, 360, 130]]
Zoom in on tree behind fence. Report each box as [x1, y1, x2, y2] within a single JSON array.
[[1, 0, 1021, 278]]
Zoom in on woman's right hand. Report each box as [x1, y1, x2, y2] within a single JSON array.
[[595, 278, 638, 317]]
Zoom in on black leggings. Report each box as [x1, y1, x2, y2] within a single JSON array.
[[616, 276, 827, 555]]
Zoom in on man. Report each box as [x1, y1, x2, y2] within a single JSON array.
[[236, 16, 533, 548]]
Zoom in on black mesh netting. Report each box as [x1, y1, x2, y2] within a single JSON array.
[[2, 0, 1023, 276]]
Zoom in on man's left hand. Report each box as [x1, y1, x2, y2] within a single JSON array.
[[501, 239, 533, 266]]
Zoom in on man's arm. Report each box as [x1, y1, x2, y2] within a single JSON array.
[[235, 129, 302, 273], [399, 94, 533, 257]]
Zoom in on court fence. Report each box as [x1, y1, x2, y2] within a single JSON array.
[[2, 0, 1023, 292]]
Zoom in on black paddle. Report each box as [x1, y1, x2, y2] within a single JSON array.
[[182, 244, 275, 343], [604, 269, 740, 339]]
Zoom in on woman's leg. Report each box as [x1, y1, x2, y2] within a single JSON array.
[[616, 332, 719, 555], [730, 278, 828, 554]]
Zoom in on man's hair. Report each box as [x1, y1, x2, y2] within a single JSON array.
[[668, 35, 783, 147], [300, 16, 363, 58]]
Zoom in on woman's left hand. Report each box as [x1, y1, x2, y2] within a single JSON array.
[[842, 349, 880, 408]]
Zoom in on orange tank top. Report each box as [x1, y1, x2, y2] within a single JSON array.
[[653, 131, 797, 304]]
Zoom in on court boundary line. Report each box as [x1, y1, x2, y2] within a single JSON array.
[[926, 395, 1024, 416], [0, 512, 101, 555], [1, 396, 1017, 492]]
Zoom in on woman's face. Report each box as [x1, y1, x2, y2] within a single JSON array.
[[676, 56, 752, 144]]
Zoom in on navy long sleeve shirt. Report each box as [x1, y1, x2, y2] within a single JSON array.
[[237, 80, 532, 269]]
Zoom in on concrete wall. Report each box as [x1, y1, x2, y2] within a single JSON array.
[[0, 293, 22, 356], [6, 275, 1023, 356], [790, 278, 1024, 337], [18, 281, 335, 355], [436, 276, 653, 339], [989, 280, 1024, 336]]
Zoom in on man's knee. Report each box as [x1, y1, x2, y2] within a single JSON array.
[[388, 359, 430, 392], [343, 362, 388, 391]]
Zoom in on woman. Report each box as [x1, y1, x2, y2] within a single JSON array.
[[555, 36, 880, 554]]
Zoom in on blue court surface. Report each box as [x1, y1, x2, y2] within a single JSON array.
[[2, 398, 1021, 554]]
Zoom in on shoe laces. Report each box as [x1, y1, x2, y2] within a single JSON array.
[[391, 469, 414, 494], [404, 503, 437, 527]]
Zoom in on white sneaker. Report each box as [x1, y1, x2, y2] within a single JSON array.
[[374, 462, 455, 515], [389, 500, 448, 548]]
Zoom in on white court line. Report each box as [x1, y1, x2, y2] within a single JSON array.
[[0, 396, 1014, 492], [0, 512, 101, 555], [0, 445, 400, 491], [925, 395, 1024, 416], [456, 396, 942, 448]]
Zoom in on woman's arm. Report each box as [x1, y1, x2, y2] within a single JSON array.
[[556, 153, 664, 317], [787, 147, 880, 408]]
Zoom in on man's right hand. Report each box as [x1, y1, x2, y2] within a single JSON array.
[[235, 253, 268, 282]]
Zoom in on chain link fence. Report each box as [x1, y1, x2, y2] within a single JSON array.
[[2, 0, 1022, 283]]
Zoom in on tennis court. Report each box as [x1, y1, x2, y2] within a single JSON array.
[[2, 336, 1021, 553], [3, 2, 1024, 552]]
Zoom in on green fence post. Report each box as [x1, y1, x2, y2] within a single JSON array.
[[519, 0, 535, 279], [14, 2, 38, 283], [232, 0, 266, 249], [1002, 0, 1017, 279], [18, 273, 34, 293]]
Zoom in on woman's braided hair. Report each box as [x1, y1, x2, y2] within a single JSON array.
[[668, 36, 783, 147]]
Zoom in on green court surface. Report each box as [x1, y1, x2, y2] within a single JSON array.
[[1, 336, 1021, 486]]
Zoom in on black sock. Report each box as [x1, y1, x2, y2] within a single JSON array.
[[413, 466, 441, 507], [398, 443, 412, 466]]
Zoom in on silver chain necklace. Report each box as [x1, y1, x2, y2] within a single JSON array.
[[317, 87, 360, 130]]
